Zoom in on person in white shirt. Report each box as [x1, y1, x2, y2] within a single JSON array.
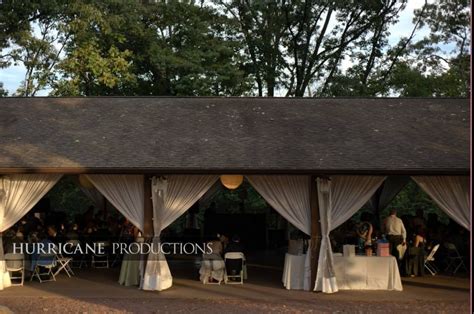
[[383, 209, 407, 266]]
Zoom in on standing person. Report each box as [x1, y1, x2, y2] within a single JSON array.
[[356, 213, 373, 256], [383, 209, 407, 267], [406, 226, 426, 277]]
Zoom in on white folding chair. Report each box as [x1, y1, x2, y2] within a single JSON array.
[[5, 253, 25, 286], [54, 254, 75, 277], [224, 252, 245, 284], [30, 253, 57, 283], [424, 244, 439, 276], [444, 242, 467, 275], [92, 241, 110, 268]]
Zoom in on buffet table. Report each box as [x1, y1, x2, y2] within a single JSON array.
[[282, 253, 402, 291], [333, 255, 403, 291]]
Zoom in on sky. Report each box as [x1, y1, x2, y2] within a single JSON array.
[[0, 0, 430, 96]]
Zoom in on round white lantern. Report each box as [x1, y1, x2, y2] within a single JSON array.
[[220, 175, 244, 190]]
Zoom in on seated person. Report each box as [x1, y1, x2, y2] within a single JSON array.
[[224, 235, 245, 281], [225, 235, 244, 253], [47, 225, 64, 244], [30, 231, 55, 272], [66, 224, 80, 241], [199, 235, 225, 283]]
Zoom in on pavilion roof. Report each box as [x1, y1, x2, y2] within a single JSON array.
[[0, 97, 469, 174]]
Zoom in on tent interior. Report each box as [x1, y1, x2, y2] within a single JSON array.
[[1, 174, 469, 293]]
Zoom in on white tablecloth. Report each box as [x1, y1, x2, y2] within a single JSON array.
[[282, 253, 306, 290], [333, 256, 403, 291]]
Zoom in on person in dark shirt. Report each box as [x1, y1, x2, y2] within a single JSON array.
[[225, 235, 244, 253]]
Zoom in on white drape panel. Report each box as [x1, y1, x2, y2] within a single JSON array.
[[247, 176, 311, 235], [314, 176, 386, 293], [0, 174, 61, 290], [412, 176, 470, 230], [86, 175, 145, 232], [142, 175, 218, 291], [247, 175, 312, 290]]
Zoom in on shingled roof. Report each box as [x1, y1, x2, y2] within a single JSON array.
[[0, 97, 469, 174]]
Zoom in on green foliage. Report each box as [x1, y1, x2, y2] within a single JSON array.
[[383, 181, 450, 224], [46, 176, 93, 221], [0, 82, 6, 96], [208, 182, 268, 214], [0, 0, 469, 96]]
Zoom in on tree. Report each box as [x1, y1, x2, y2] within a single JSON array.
[[216, 0, 287, 96], [0, 82, 7, 96], [135, 1, 252, 96], [317, 0, 470, 97], [217, 0, 413, 97], [0, 0, 69, 96]]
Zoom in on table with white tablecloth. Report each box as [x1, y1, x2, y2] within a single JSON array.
[[119, 253, 141, 286], [333, 255, 403, 291], [282, 253, 306, 290]]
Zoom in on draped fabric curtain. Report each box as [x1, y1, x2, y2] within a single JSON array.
[[314, 176, 386, 293], [86, 175, 145, 232], [247, 176, 311, 235], [412, 176, 470, 230], [247, 175, 312, 290], [142, 175, 218, 291], [0, 174, 61, 290]]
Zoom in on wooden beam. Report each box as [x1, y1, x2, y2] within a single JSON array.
[[310, 175, 321, 290], [143, 175, 153, 238], [0, 167, 468, 176]]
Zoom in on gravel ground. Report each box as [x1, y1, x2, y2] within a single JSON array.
[[1, 297, 469, 313]]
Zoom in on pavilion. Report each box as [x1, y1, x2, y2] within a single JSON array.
[[0, 97, 470, 293]]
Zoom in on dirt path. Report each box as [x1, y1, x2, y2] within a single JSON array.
[[1, 297, 469, 313]]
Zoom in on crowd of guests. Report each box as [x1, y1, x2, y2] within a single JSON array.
[[3, 206, 139, 256], [332, 208, 468, 277]]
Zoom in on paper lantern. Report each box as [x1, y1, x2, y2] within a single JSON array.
[[220, 175, 244, 190], [78, 174, 94, 189]]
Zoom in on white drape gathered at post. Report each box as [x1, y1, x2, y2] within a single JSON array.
[[86, 175, 145, 231], [314, 176, 386, 293], [142, 175, 218, 291], [247, 175, 312, 290], [0, 174, 61, 290], [412, 176, 470, 230]]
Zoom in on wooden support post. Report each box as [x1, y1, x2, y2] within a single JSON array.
[[143, 175, 154, 238], [310, 176, 321, 290]]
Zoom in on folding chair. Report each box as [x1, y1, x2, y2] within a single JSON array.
[[444, 242, 467, 275], [92, 241, 110, 268], [5, 253, 25, 286], [224, 252, 245, 284], [424, 244, 439, 276], [54, 254, 75, 277], [30, 253, 57, 283]]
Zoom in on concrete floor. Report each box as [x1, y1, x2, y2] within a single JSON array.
[[0, 259, 470, 313]]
